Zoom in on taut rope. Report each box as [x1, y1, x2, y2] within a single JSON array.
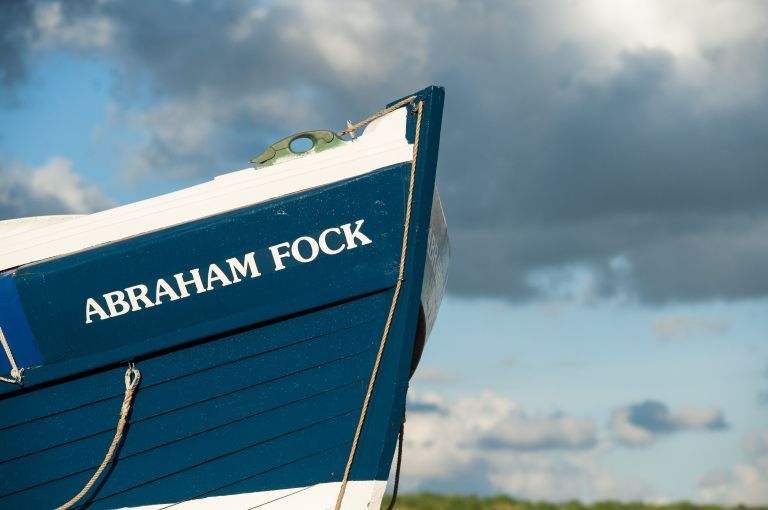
[[56, 363, 141, 510], [0, 327, 23, 385], [339, 96, 417, 139], [334, 98, 424, 510]]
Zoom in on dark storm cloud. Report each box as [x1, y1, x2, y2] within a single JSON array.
[[3, 0, 768, 303], [441, 41, 768, 302]]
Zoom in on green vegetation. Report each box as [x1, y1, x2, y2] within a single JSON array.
[[380, 494, 768, 510]]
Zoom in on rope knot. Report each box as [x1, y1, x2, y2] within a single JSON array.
[[337, 95, 417, 143], [344, 120, 356, 139], [10, 367, 24, 383], [125, 362, 141, 390], [0, 326, 24, 385]]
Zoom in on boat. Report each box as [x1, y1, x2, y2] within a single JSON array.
[[0, 86, 448, 509]]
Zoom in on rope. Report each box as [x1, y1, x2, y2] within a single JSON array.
[[338, 96, 417, 139], [56, 363, 141, 510], [0, 327, 23, 385], [385, 415, 406, 510], [334, 99, 424, 510]]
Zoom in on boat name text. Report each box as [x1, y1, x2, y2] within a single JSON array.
[[84, 219, 372, 324]]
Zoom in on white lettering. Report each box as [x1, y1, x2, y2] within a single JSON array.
[[85, 298, 109, 324], [104, 290, 131, 318], [155, 278, 181, 305], [319, 227, 345, 255], [291, 236, 320, 263], [341, 219, 372, 248], [206, 263, 233, 290], [226, 252, 261, 282], [84, 218, 375, 324], [125, 284, 155, 312], [174, 269, 206, 298], [269, 242, 292, 271]]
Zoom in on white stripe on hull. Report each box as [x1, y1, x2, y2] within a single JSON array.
[[0, 108, 411, 271], [117, 480, 387, 510]]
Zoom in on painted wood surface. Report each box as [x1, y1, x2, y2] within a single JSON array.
[[0, 86, 445, 509]]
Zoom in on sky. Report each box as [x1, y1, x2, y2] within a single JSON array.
[[0, 0, 767, 505]]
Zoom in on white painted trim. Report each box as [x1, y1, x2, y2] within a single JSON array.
[[0, 108, 412, 272], [117, 480, 387, 510], [0, 215, 84, 239]]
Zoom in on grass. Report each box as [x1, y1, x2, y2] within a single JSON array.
[[380, 494, 768, 510]]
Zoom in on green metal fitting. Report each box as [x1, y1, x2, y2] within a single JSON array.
[[250, 130, 346, 167]]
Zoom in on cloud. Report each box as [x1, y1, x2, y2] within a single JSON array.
[[697, 430, 768, 505], [743, 431, 768, 458], [400, 392, 651, 501], [611, 400, 727, 446], [410, 365, 462, 385], [0, 157, 113, 219], [31, 1, 115, 51], [477, 413, 597, 452], [0, 0, 113, 90], [652, 314, 729, 340], [407, 392, 450, 415], [409, 391, 597, 452], [484, 453, 654, 503], [3, 0, 768, 303], [0, 0, 35, 89]]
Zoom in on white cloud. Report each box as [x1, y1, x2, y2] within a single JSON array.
[[29, 157, 112, 213], [123, 87, 322, 180], [401, 391, 650, 501], [486, 451, 653, 502], [698, 430, 768, 505], [526, 264, 618, 305], [478, 411, 596, 452], [652, 314, 729, 339], [0, 157, 112, 219], [611, 400, 727, 447], [410, 365, 462, 385], [33, 2, 115, 51], [675, 406, 728, 429], [279, 1, 428, 85], [610, 408, 654, 447], [543, 0, 768, 110]]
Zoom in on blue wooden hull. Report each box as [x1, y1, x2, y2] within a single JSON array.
[[0, 87, 446, 509]]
